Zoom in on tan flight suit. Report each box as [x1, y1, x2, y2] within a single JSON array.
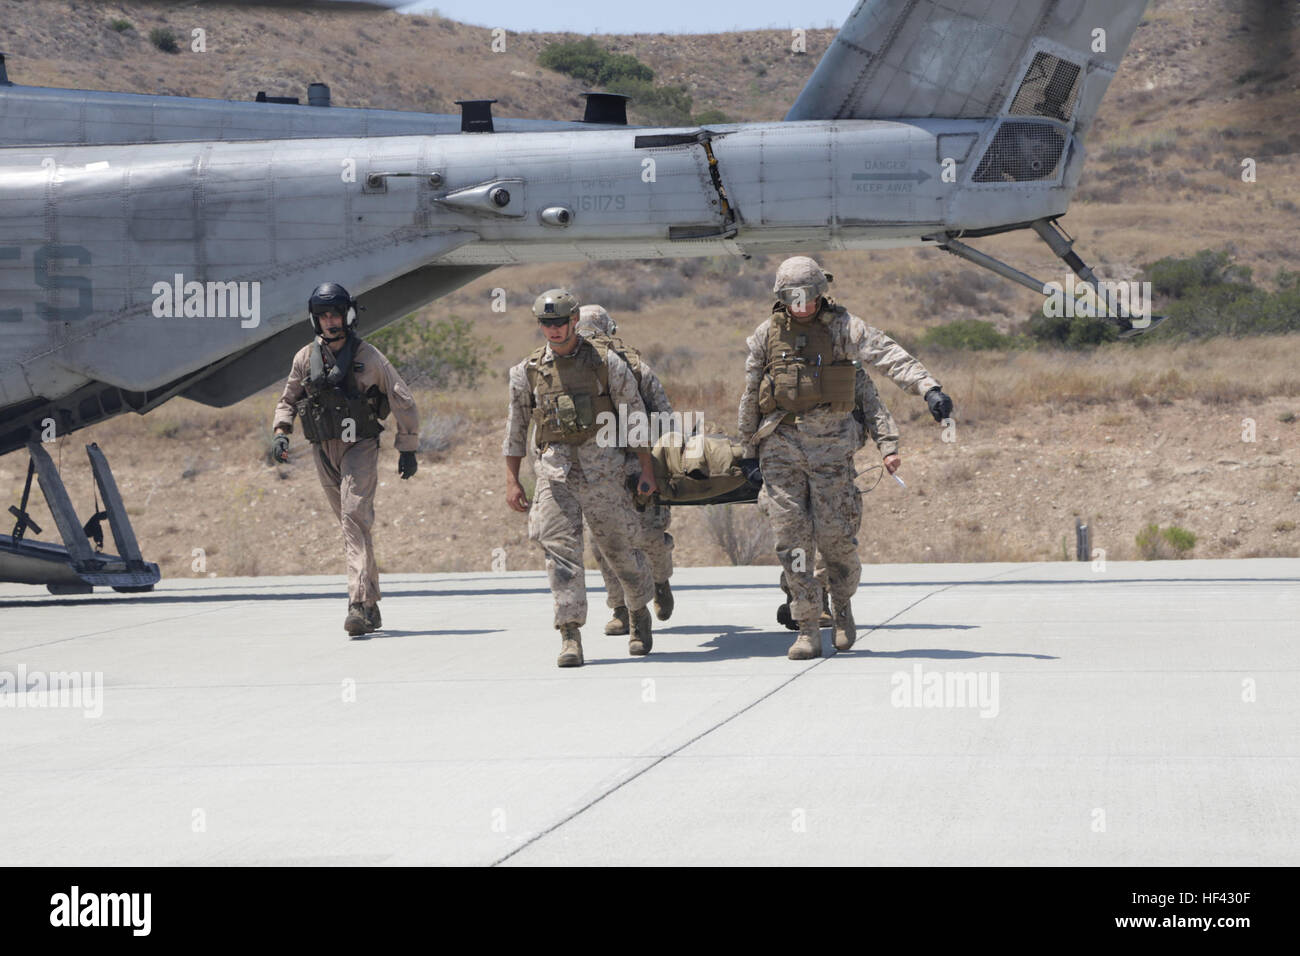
[[502, 339, 652, 626], [273, 337, 419, 605], [740, 300, 938, 625]]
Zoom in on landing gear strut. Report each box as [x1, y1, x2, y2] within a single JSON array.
[[931, 217, 1166, 338], [0, 443, 160, 594]]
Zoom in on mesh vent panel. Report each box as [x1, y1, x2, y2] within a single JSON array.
[[1009, 51, 1082, 122], [972, 121, 1067, 182]]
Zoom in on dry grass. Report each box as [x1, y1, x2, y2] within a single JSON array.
[[3, 0, 1298, 577], [703, 504, 775, 566]]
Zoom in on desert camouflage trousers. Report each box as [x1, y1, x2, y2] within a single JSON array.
[[529, 461, 652, 627], [779, 556, 832, 614], [591, 501, 673, 608], [757, 426, 863, 624], [312, 435, 381, 605]]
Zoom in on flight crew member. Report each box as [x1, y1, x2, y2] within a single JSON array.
[[574, 304, 677, 635], [504, 290, 658, 668], [776, 366, 901, 630], [739, 256, 953, 660], [271, 282, 420, 637]]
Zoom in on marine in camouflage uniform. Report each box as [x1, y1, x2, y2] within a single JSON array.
[[504, 290, 657, 668], [776, 367, 900, 630], [739, 257, 953, 659], [575, 304, 677, 635], [272, 282, 421, 638]]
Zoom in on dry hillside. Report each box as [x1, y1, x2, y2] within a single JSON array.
[[1, 0, 1298, 584]]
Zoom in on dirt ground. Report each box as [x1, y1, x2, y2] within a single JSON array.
[[5, 385, 1295, 586]]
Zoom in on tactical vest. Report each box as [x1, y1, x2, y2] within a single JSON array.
[[295, 338, 385, 444], [525, 338, 617, 448], [583, 333, 652, 410], [758, 310, 857, 415]]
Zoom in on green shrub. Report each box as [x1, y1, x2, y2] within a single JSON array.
[[1140, 251, 1300, 342], [108, 18, 133, 32], [609, 77, 693, 126], [1162, 525, 1196, 554], [149, 27, 179, 53], [538, 39, 692, 126], [920, 318, 1016, 351], [1134, 524, 1163, 560], [366, 314, 500, 389], [1146, 249, 1252, 300], [538, 38, 653, 86], [1135, 523, 1197, 559], [693, 108, 732, 125], [1024, 311, 1119, 348], [1021, 250, 1300, 348]]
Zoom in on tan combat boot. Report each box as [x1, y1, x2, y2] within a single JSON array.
[[557, 623, 584, 668], [832, 601, 856, 652], [788, 620, 822, 660], [364, 603, 382, 634], [344, 602, 368, 637], [653, 580, 674, 621], [628, 606, 653, 656], [605, 606, 630, 635]]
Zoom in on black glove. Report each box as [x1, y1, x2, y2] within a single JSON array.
[[738, 457, 763, 487], [925, 386, 953, 423], [398, 450, 418, 480], [271, 433, 290, 463]]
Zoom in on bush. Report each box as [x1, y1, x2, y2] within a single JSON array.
[[366, 314, 500, 389], [538, 38, 653, 86], [149, 27, 179, 53], [610, 77, 693, 127], [1135, 523, 1197, 559], [1016, 249, 1300, 348], [1139, 250, 1300, 342], [1162, 525, 1197, 554], [108, 18, 133, 32], [920, 319, 1016, 351], [1024, 311, 1119, 349], [694, 108, 732, 125], [1147, 249, 1252, 300]]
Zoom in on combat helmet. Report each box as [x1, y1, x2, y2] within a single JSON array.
[[532, 288, 580, 321], [773, 256, 834, 310], [576, 303, 616, 337]]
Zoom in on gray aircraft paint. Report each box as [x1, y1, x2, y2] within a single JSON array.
[[0, 0, 1150, 453]]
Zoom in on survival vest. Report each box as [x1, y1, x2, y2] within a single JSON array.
[[649, 428, 756, 506], [758, 307, 856, 415], [294, 335, 386, 444], [524, 337, 617, 449]]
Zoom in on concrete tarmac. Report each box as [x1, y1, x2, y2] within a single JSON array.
[[1, 559, 1296, 866]]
